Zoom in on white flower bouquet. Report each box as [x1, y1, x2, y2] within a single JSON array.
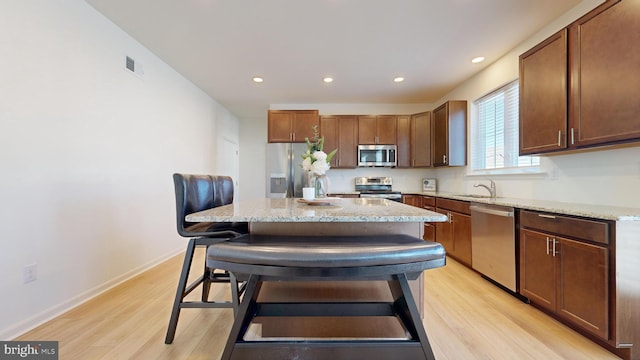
[[301, 126, 337, 176]]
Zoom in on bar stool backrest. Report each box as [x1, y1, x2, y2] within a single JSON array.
[[173, 173, 242, 237]]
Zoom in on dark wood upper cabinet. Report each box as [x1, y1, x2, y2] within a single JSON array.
[[358, 115, 397, 145], [320, 115, 358, 168], [396, 115, 411, 168], [568, 0, 640, 147], [433, 101, 466, 167], [411, 111, 432, 167], [519, 29, 568, 155], [268, 110, 319, 143], [520, 0, 640, 155], [395, 113, 432, 168]]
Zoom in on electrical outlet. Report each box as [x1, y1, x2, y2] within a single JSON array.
[[23, 264, 37, 284]]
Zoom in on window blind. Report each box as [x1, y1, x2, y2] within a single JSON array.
[[472, 80, 539, 171]]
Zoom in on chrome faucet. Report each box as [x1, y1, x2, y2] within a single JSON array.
[[474, 180, 496, 198]]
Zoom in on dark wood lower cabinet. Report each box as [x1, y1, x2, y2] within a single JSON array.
[[520, 226, 609, 341], [402, 195, 438, 242], [434, 204, 471, 267], [520, 229, 556, 310], [556, 236, 608, 339], [434, 208, 453, 252]]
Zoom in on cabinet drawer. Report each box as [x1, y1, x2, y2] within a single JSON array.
[[422, 196, 436, 207], [520, 210, 609, 244], [435, 198, 470, 215]]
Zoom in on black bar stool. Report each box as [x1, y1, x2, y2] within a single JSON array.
[[207, 234, 446, 360], [165, 173, 249, 344]]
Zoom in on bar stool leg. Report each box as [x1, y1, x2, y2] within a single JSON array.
[[221, 274, 262, 360], [165, 238, 197, 344], [388, 273, 436, 360]]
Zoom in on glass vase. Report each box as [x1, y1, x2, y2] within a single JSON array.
[[314, 174, 328, 198], [306, 172, 329, 198]]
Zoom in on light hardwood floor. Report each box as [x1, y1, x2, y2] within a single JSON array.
[[16, 249, 620, 359]]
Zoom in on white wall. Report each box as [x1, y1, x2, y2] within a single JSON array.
[[0, 0, 239, 339], [241, 0, 640, 208], [239, 116, 268, 201]]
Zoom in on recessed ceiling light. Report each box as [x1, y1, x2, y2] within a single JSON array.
[[323, 77, 334, 83], [393, 77, 405, 83], [471, 56, 485, 64], [252, 76, 264, 83]]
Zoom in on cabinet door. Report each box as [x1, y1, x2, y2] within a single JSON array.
[[519, 29, 568, 155], [422, 200, 437, 241], [337, 116, 358, 168], [320, 116, 339, 167], [268, 110, 294, 143], [451, 211, 472, 266], [411, 111, 432, 167], [376, 115, 397, 144], [320, 115, 357, 168], [396, 115, 411, 168], [358, 116, 377, 144], [291, 110, 319, 142], [402, 195, 422, 207], [435, 209, 454, 254], [432, 102, 467, 167], [569, 0, 640, 147], [557, 237, 609, 339], [519, 229, 556, 312], [423, 223, 436, 242], [432, 104, 448, 166]]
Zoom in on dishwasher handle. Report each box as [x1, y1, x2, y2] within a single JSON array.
[[470, 205, 514, 217]]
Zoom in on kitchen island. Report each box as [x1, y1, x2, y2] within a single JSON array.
[[187, 197, 447, 239], [186, 197, 447, 339]]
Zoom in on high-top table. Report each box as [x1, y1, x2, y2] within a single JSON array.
[[186, 197, 447, 338]]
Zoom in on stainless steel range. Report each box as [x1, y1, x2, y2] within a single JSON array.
[[355, 177, 402, 202]]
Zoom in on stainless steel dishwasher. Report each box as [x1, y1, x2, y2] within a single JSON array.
[[470, 203, 516, 292]]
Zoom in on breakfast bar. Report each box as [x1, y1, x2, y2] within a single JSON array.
[[186, 197, 447, 342]]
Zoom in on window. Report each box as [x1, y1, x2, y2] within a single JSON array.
[[471, 80, 539, 172]]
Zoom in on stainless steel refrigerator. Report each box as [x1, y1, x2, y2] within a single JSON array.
[[266, 143, 309, 198]]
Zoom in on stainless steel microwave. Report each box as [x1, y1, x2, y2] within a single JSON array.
[[357, 145, 397, 167]]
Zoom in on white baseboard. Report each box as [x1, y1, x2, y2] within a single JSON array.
[[1, 248, 183, 340]]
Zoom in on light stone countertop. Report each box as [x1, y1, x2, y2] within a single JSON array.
[[185, 197, 448, 223], [416, 191, 640, 221]]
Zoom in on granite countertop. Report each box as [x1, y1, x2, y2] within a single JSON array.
[[186, 197, 447, 223], [411, 191, 640, 221]]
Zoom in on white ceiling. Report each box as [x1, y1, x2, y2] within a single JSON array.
[[85, 0, 581, 119]]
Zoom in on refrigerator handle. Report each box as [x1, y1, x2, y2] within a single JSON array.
[[287, 144, 294, 197]]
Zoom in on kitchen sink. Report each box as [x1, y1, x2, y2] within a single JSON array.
[[453, 194, 495, 199]]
